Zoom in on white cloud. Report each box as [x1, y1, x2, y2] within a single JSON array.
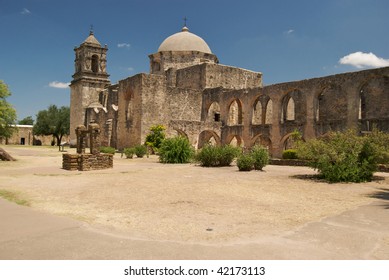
[[127, 67, 134, 71], [21, 8, 31, 15], [339, 52, 389, 69], [286, 29, 294, 34], [49, 81, 70, 89], [117, 43, 131, 48]]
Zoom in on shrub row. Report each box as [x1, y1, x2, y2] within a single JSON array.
[[237, 145, 269, 171], [296, 129, 389, 182], [195, 144, 240, 167], [123, 145, 147, 158]]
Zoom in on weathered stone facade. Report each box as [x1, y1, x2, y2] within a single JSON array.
[[0, 125, 58, 146], [70, 26, 389, 158]]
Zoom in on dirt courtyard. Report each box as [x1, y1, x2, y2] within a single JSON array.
[[1, 145, 388, 248]]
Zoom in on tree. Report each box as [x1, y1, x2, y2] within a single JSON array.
[[33, 105, 70, 149], [0, 80, 17, 139], [18, 116, 34, 125]]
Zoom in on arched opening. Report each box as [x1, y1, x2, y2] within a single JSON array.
[[359, 90, 366, 120], [253, 134, 272, 156], [315, 93, 324, 122], [91, 55, 99, 73], [281, 96, 295, 123], [281, 132, 304, 151], [197, 130, 221, 149], [252, 98, 262, 125], [286, 97, 295, 121], [265, 99, 273, 125], [227, 135, 244, 147], [207, 102, 221, 122], [227, 99, 243, 126], [174, 128, 189, 140]]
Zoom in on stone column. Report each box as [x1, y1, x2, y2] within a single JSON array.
[[89, 123, 101, 155], [75, 125, 87, 154]]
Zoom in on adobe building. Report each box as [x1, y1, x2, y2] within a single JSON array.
[[0, 125, 54, 146], [70, 26, 389, 157]]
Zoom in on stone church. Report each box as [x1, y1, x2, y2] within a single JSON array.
[[70, 26, 389, 157]]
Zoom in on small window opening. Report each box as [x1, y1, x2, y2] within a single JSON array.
[[214, 112, 220, 122], [91, 55, 99, 73]]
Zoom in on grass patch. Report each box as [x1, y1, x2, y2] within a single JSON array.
[[0, 189, 30, 206]]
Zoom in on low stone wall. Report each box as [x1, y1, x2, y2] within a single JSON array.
[[62, 153, 113, 171]]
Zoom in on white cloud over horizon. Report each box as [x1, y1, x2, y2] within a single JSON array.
[[49, 81, 70, 89], [117, 43, 131, 48], [339, 51, 389, 69], [21, 8, 31, 15]]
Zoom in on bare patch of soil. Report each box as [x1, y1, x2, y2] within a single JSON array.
[[1, 145, 388, 244]]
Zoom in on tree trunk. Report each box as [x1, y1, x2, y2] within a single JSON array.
[[0, 147, 16, 161], [55, 135, 62, 151]]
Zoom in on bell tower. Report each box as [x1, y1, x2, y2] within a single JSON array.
[[69, 30, 110, 144]]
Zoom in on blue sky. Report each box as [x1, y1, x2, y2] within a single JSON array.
[[1, 0, 389, 121]]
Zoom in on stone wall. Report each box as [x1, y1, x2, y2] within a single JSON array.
[[62, 153, 113, 171], [149, 51, 218, 74], [175, 63, 262, 90], [198, 66, 389, 157]]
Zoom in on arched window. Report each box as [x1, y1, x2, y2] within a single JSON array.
[[229, 135, 244, 147], [208, 102, 221, 122], [227, 99, 242, 125], [252, 99, 262, 125], [91, 55, 99, 73], [265, 99, 273, 124], [286, 97, 295, 121]]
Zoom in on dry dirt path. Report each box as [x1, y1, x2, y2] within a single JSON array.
[[0, 145, 388, 259]]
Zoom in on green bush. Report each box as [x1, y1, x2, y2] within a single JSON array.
[[123, 147, 135, 159], [218, 145, 241, 166], [158, 136, 194, 164], [296, 130, 385, 183], [282, 149, 298, 159], [134, 145, 147, 158], [99, 146, 116, 154], [251, 145, 269, 170], [195, 144, 220, 167], [195, 144, 240, 167], [145, 124, 166, 154], [237, 153, 254, 171]]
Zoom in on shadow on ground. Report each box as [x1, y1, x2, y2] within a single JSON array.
[[368, 188, 389, 209]]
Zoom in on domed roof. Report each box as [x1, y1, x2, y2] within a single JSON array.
[[82, 31, 101, 47], [158, 26, 212, 54]]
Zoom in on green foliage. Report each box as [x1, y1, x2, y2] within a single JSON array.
[[195, 144, 240, 167], [33, 105, 70, 147], [18, 116, 34, 125], [251, 145, 270, 170], [158, 136, 194, 163], [100, 146, 116, 154], [237, 153, 255, 171], [134, 145, 147, 158], [0, 80, 17, 139], [123, 147, 135, 158], [297, 129, 388, 183], [195, 144, 220, 167], [145, 125, 166, 153], [282, 149, 298, 159]]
